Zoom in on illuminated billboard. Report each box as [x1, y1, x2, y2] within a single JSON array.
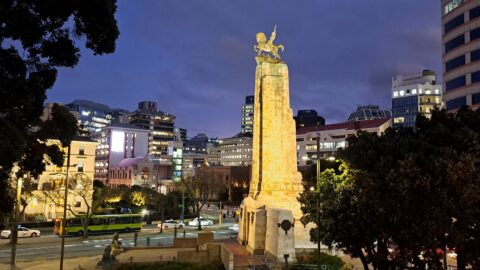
[[111, 131, 125, 153]]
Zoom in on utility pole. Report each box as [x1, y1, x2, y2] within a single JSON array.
[[181, 189, 185, 224], [59, 145, 71, 270], [10, 167, 22, 267], [218, 201, 222, 225], [316, 133, 321, 255]]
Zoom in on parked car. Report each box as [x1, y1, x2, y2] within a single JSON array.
[[188, 217, 213, 227], [1, 227, 41, 238], [157, 219, 185, 229], [229, 224, 239, 233]]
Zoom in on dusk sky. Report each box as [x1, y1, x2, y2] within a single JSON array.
[[48, 1, 442, 138]]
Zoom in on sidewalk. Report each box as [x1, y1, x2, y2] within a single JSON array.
[[0, 248, 196, 270]]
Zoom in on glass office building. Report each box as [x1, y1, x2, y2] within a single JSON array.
[[391, 70, 442, 128], [347, 105, 391, 122]]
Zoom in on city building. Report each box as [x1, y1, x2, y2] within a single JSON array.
[[193, 165, 251, 203], [294, 110, 325, 129], [65, 100, 114, 135], [25, 137, 97, 221], [219, 133, 253, 166], [183, 133, 219, 154], [167, 141, 183, 182], [94, 123, 150, 184], [297, 118, 392, 166], [442, 0, 480, 110], [128, 101, 175, 156], [241, 95, 254, 134], [347, 105, 391, 122], [391, 70, 442, 127], [174, 127, 187, 142], [184, 133, 209, 153], [108, 156, 174, 193]]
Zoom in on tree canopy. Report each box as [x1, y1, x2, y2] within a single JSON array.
[[0, 0, 119, 214], [300, 108, 480, 270]]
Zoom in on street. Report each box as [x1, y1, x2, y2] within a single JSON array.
[[0, 223, 237, 264]]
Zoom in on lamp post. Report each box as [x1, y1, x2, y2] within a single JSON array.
[[315, 132, 321, 255], [59, 144, 71, 270]]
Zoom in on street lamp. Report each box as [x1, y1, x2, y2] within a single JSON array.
[[59, 144, 71, 270]]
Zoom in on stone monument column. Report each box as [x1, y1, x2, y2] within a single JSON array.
[[238, 26, 313, 263]]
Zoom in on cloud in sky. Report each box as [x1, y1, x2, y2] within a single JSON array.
[[48, 0, 442, 138]]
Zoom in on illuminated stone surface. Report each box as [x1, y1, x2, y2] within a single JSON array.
[[238, 46, 313, 262]]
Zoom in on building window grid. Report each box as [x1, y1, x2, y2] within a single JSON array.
[[446, 76, 466, 91], [471, 27, 480, 42], [445, 55, 466, 72], [446, 96, 467, 110], [445, 34, 465, 53], [444, 14, 464, 34]]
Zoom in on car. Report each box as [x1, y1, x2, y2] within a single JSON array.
[[188, 217, 213, 227], [229, 224, 239, 233], [1, 227, 41, 239], [157, 219, 185, 229]]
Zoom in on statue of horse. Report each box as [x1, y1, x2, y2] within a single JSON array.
[[253, 25, 285, 60]]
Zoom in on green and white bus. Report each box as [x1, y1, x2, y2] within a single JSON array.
[[54, 214, 142, 236]]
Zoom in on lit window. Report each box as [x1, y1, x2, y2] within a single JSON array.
[[393, 91, 398, 97], [111, 131, 125, 153], [77, 161, 84, 173], [444, 0, 464, 15], [435, 89, 440, 94], [419, 88, 423, 94], [399, 90, 405, 96], [394, 117, 405, 123], [412, 89, 417, 94]]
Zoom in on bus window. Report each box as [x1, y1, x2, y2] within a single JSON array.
[[121, 217, 132, 224], [132, 217, 141, 223], [92, 218, 104, 225]]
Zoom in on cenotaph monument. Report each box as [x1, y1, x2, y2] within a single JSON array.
[[238, 26, 313, 263]]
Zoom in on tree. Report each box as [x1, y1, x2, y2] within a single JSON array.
[[0, 0, 119, 215], [181, 172, 223, 230], [300, 108, 480, 270], [42, 174, 96, 238]]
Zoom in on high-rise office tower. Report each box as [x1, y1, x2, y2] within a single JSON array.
[[65, 100, 114, 135], [442, 0, 480, 110], [294, 110, 325, 129], [392, 70, 442, 127], [129, 101, 175, 156], [241, 95, 254, 134]]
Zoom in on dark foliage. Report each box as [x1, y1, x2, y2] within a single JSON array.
[[0, 0, 119, 214], [300, 109, 480, 270]]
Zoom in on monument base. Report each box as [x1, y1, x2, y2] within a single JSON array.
[[238, 196, 314, 263]]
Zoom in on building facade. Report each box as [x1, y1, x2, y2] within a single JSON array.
[[108, 156, 174, 193], [294, 110, 326, 129], [219, 133, 252, 166], [94, 123, 150, 184], [167, 141, 183, 182], [347, 105, 391, 122], [241, 95, 254, 134], [392, 70, 442, 128], [174, 127, 187, 142], [297, 119, 392, 166], [442, 0, 480, 110], [129, 101, 175, 156], [65, 100, 114, 135], [25, 137, 97, 221]]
